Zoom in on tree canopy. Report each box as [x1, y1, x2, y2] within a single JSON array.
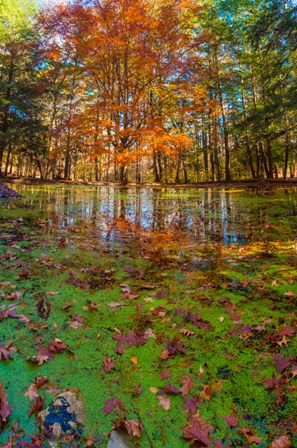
[[0, 0, 296, 181]]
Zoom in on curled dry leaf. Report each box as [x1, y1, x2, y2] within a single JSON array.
[[83, 300, 100, 311], [180, 328, 195, 337]]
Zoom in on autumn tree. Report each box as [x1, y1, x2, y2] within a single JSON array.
[[38, 0, 208, 182]]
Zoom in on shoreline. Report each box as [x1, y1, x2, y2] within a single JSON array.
[[1, 176, 297, 190]]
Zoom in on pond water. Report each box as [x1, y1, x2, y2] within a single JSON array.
[[4, 184, 297, 246], [1, 184, 297, 447]]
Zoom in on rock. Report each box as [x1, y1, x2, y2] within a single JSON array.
[[38, 389, 84, 443], [107, 430, 134, 448], [0, 182, 22, 199]]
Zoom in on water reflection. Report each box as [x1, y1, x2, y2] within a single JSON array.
[[9, 185, 297, 245]]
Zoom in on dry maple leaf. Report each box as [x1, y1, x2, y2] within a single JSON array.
[[102, 357, 115, 373], [24, 377, 48, 401], [33, 346, 55, 366], [269, 435, 292, 448], [102, 398, 124, 415], [124, 420, 142, 438], [183, 414, 213, 445], [179, 375, 194, 396], [157, 395, 170, 410], [274, 354, 293, 374]]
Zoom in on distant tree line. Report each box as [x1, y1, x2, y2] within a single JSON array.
[[0, 0, 296, 183]]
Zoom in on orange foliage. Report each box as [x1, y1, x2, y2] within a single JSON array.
[[40, 0, 209, 168]]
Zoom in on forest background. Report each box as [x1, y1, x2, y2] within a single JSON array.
[[0, 0, 296, 184]]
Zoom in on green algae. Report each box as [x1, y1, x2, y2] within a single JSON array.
[[0, 185, 296, 446]]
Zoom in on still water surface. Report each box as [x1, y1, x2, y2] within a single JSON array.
[[6, 184, 296, 246]]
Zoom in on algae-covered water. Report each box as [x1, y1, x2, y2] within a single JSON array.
[[0, 185, 297, 447]]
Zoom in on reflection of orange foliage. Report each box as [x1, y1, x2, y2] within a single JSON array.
[[112, 218, 191, 261]]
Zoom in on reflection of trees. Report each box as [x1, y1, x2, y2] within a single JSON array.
[[19, 185, 297, 247]]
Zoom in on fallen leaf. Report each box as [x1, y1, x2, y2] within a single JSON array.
[[0, 340, 15, 361], [157, 395, 170, 410], [24, 377, 48, 401], [102, 398, 124, 415], [102, 357, 115, 373], [180, 328, 195, 336], [223, 412, 238, 427], [274, 355, 293, 374], [132, 383, 142, 396], [179, 375, 194, 396], [124, 420, 142, 438], [150, 387, 158, 394], [200, 384, 212, 401], [183, 414, 213, 445], [27, 396, 45, 417], [241, 427, 262, 444], [49, 339, 67, 353], [183, 396, 201, 413], [269, 435, 292, 448], [0, 382, 12, 430], [130, 357, 138, 365], [83, 300, 100, 311]]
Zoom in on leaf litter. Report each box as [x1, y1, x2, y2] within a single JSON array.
[[0, 185, 297, 446]]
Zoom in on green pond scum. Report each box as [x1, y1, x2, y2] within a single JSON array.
[[0, 185, 297, 447]]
